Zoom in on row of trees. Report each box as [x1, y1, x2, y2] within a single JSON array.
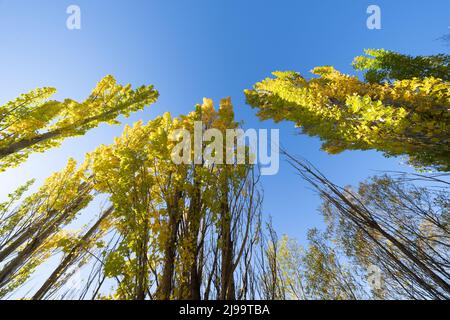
[[0, 49, 448, 299], [0, 98, 266, 299]]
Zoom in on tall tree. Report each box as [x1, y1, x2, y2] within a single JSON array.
[[0, 75, 158, 171], [0, 159, 94, 297], [74, 98, 264, 300], [257, 223, 367, 300], [285, 152, 450, 300], [31, 205, 114, 300], [245, 50, 450, 171]]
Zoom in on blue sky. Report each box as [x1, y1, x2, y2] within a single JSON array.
[[0, 0, 449, 247]]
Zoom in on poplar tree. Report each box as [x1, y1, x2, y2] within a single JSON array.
[[245, 50, 450, 171], [0, 76, 158, 171], [285, 152, 450, 300], [0, 159, 94, 297]]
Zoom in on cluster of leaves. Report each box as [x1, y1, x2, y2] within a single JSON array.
[[245, 49, 450, 171], [353, 49, 450, 83], [0, 75, 158, 170], [0, 75, 157, 298]]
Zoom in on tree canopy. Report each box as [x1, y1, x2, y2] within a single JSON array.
[[0, 75, 158, 171], [245, 50, 450, 171]]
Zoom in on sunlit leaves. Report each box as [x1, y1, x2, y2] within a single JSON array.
[[0, 76, 158, 171], [245, 50, 450, 171]]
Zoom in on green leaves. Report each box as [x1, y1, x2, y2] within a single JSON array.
[[353, 49, 450, 83]]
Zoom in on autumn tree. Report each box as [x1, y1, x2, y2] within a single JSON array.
[[245, 49, 450, 171], [257, 222, 368, 300], [0, 76, 158, 171], [31, 205, 114, 300], [321, 174, 450, 299], [0, 159, 94, 298], [14, 97, 261, 300], [0, 95, 267, 300], [285, 152, 450, 300]]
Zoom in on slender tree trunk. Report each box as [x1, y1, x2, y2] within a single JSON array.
[[219, 180, 235, 300], [182, 166, 202, 300], [371, 220, 450, 296], [157, 191, 182, 300], [135, 217, 149, 300]]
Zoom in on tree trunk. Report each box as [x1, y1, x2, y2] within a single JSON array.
[[157, 191, 182, 300]]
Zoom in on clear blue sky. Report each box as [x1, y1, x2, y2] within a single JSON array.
[[0, 0, 449, 247]]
